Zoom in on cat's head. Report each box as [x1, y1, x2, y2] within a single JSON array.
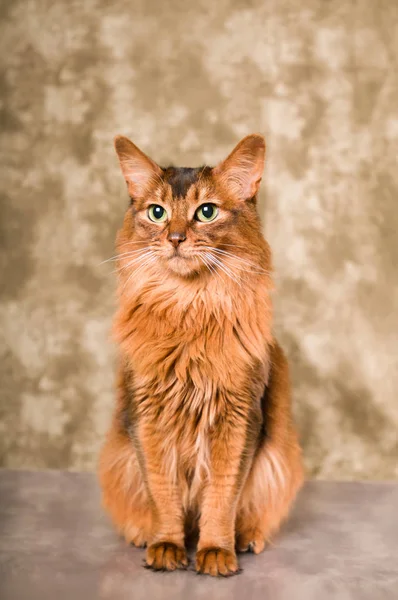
[[114, 134, 269, 281]]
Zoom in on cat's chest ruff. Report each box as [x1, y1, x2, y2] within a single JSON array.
[[119, 277, 272, 387], [148, 301, 260, 368]]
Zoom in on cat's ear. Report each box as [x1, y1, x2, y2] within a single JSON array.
[[114, 135, 162, 198], [213, 134, 265, 201]]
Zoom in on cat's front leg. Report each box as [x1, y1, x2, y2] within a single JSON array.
[[136, 420, 188, 571], [196, 412, 257, 577]]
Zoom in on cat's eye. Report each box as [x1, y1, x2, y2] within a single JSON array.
[[195, 203, 219, 223], [148, 204, 167, 223]]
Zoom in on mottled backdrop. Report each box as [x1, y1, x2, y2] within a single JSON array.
[[1, 0, 397, 478]]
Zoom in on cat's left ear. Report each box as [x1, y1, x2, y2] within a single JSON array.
[[213, 134, 265, 201]]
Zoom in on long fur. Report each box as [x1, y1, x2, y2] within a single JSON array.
[[99, 134, 304, 576]]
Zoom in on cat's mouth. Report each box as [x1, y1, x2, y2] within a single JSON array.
[[167, 246, 194, 261], [169, 249, 186, 258], [167, 250, 201, 276]]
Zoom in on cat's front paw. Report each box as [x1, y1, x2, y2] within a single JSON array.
[[196, 547, 240, 577], [145, 542, 188, 571]]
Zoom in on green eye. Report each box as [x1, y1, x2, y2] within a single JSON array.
[[195, 203, 219, 223], [148, 204, 167, 223]]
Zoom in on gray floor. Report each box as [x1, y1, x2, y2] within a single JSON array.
[[0, 471, 397, 600]]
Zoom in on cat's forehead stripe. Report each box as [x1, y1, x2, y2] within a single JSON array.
[[162, 166, 211, 199]]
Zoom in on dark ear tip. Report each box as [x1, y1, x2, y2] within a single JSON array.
[[114, 135, 132, 152], [245, 133, 266, 151]]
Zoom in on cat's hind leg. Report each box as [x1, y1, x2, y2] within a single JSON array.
[[99, 424, 152, 548], [236, 442, 302, 553], [236, 340, 304, 553]]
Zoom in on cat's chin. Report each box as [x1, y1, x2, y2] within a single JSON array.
[[167, 255, 202, 278]]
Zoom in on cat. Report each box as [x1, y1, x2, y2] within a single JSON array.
[[99, 134, 304, 577]]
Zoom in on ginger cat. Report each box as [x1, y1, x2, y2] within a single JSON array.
[[99, 134, 303, 577]]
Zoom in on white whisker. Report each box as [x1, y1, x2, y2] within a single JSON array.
[[210, 248, 269, 274], [205, 252, 241, 285], [100, 247, 153, 265], [131, 254, 158, 281], [121, 252, 157, 292], [195, 245, 265, 272], [114, 250, 156, 273], [121, 240, 150, 245], [199, 255, 212, 275], [199, 252, 222, 283]]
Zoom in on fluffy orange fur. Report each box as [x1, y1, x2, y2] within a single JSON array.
[[99, 134, 303, 577]]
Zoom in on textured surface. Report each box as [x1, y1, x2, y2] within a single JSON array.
[[0, 470, 397, 599], [0, 0, 398, 477]]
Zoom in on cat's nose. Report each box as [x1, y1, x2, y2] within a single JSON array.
[[168, 232, 186, 248]]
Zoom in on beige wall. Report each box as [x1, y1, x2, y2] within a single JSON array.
[[1, 0, 397, 478]]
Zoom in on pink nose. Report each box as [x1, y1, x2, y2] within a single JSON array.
[[168, 232, 186, 248]]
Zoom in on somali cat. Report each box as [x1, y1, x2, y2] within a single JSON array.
[[99, 134, 303, 576]]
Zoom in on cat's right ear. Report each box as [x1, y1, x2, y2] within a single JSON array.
[[114, 136, 162, 199]]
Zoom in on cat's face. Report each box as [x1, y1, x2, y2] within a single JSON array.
[[115, 135, 268, 280]]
